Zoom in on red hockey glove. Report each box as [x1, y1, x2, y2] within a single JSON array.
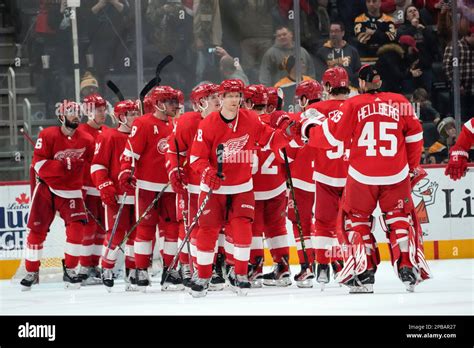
[[118, 169, 137, 195], [62, 157, 85, 172], [269, 111, 291, 130], [409, 165, 427, 189], [98, 180, 118, 208], [445, 146, 469, 181], [169, 167, 188, 194], [201, 166, 222, 191]]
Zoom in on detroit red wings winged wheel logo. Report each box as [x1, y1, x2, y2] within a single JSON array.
[[54, 147, 86, 161], [157, 138, 169, 154], [222, 134, 249, 161]]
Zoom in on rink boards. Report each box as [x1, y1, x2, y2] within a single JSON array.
[[0, 165, 472, 279]]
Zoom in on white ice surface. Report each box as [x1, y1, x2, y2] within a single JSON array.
[[1, 259, 473, 315]]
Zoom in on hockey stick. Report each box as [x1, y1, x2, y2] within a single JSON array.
[[163, 144, 224, 284], [282, 148, 310, 269], [104, 193, 127, 260], [20, 127, 35, 146], [115, 182, 171, 252], [139, 55, 174, 111], [107, 80, 125, 101], [174, 138, 194, 275]]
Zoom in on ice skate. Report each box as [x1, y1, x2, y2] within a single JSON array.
[[398, 266, 418, 292], [191, 277, 211, 298], [331, 260, 344, 281], [124, 268, 138, 292], [263, 256, 291, 287], [247, 256, 264, 288], [136, 268, 151, 292], [102, 268, 114, 292], [228, 268, 251, 296], [62, 260, 81, 290], [209, 266, 225, 291], [344, 269, 375, 294], [293, 264, 314, 288], [20, 271, 39, 291], [316, 264, 330, 291], [78, 266, 102, 285], [160, 267, 184, 291], [179, 264, 192, 288]]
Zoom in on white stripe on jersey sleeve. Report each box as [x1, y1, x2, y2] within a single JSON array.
[[405, 131, 423, 143]]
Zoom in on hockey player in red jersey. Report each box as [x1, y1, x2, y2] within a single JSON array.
[[302, 65, 430, 293], [243, 84, 291, 288], [21, 101, 95, 290], [284, 80, 323, 288], [165, 82, 225, 291], [445, 118, 473, 180], [119, 86, 183, 292], [77, 93, 108, 284], [305, 67, 349, 288], [91, 100, 140, 291], [188, 79, 300, 297]]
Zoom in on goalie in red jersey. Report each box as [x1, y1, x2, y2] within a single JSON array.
[[302, 65, 432, 293]]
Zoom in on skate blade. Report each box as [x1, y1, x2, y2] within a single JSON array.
[[320, 283, 325, 292], [21, 285, 32, 292], [191, 290, 208, 298], [236, 288, 249, 296], [404, 282, 416, 293], [64, 282, 81, 290], [138, 285, 151, 293], [209, 283, 225, 291], [124, 284, 138, 292], [249, 280, 262, 288], [296, 280, 313, 288], [275, 278, 292, 287], [262, 280, 276, 287], [161, 284, 184, 291], [82, 278, 102, 286], [349, 284, 373, 294], [104, 286, 113, 293]]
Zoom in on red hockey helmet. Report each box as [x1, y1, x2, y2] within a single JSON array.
[[322, 66, 349, 91], [243, 84, 268, 106], [57, 100, 81, 117], [190, 83, 219, 104], [82, 93, 106, 109], [266, 87, 279, 109], [114, 99, 139, 122], [176, 89, 184, 106], [143, 95, 154, 114], [295, 80, 323, 101], [219, 79, 244, 95], [150, 86, 179, 104]]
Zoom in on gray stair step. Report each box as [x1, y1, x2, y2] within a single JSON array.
[[0, 87, 36, 95], [0, 26, 15, 34], [0, 57, 29, 67], [0, 72, 32, 89], [0, 101, 47, 122], [0, 43, 17, 60]]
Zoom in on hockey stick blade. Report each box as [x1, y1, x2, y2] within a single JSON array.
[[107, 80, 125, 101], [155, 55, 173, 78]]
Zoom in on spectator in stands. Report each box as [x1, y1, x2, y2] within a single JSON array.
[[217, 46, 250, 85], [354, 0, 397, 57], [277, 0, 331, 56], [80, 71, 99, 99], [438, 0, 471, 51], [316, 21, 362, 86], [226, 0, 277, 83], [86, 0, 130, 90], [259, 26, 315, 86], [376, 35, 421, 93], [413, 87, 441, 151], [194, 0, 222, 84], [443, 26, 474, 123], [336, 0, 366, 38], [147, 0, 193, 90], [427, 117, 457, 163], [274, 55, 314, 88], [381, 0, 413, 26], [398, 5, 439, 94]]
